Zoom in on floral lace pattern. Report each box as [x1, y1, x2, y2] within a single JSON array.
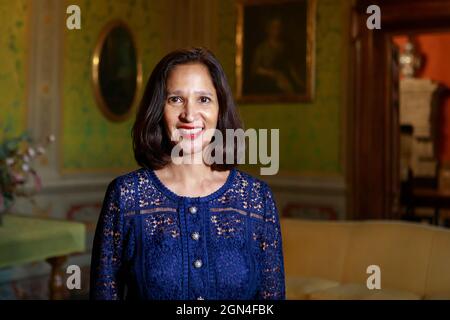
[[90, 168, 285, 300]]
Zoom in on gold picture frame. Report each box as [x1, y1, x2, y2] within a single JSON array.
[[236, 0, 316, 103], [91, 20, 142, 122]]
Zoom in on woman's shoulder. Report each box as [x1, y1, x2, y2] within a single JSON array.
[[232, 169, 278, 220], [105, 167, 150, 193], [233, 168, 273, 197]]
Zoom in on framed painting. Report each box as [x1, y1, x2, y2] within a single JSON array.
[[236, 0, 316, 103]]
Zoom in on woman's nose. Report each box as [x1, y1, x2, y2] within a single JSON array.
[[180, 100, 196, 122]]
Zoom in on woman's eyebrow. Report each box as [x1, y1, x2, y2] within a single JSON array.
[[167, 90, 183, 96], [194, 90, 213, 96], [167, 90, 213, 97]]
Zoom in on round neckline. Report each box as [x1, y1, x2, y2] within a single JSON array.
[[146, 167, 236, 202]]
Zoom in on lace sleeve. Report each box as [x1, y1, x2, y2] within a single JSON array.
[[90, 179, 125, 300], [256, 183, 286, 300]]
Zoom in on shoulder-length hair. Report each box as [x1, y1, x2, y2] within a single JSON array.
[[132, 47, 243, 171]]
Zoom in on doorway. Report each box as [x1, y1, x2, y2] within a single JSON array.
[[348, 0, 450, 222]]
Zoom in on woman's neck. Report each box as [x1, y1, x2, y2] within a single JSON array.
[[154, 159, 230, 198], [163, 162, 214, 183]]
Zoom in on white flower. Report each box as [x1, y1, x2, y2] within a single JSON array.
[[23, 155, 30, 163], [27, 147, 36, 158], [22, 163, 30, 172], [5, 158, 15, 166], [36, 146, 46, 155]]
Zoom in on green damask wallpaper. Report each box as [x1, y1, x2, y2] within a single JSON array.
[[0, 0, 347, 175], [62, 0, 164, 172], [217, 0, 347, 175], [0, 0, 28, 140]]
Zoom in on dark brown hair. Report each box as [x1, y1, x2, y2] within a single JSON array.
[[132, 47, 243, 171]]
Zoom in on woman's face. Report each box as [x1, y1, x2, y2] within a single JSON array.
[[164, 63, 219, 157]]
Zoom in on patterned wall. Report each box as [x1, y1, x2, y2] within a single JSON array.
[[0, 0, 347, 175], [61, 0, 164, 172], [217, 0, 346, 175], [61, 0, 347, 175], [0, 0, 28, 139]]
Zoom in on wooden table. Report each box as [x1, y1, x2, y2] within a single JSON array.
[[0, 214, 86, 299]]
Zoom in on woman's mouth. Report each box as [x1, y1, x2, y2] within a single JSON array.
[[177, 127, 204, 140]]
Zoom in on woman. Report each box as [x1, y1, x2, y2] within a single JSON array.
[[90, 47, 285, 300]]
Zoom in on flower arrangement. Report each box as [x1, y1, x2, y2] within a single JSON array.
[[0, 132, 55, 225]]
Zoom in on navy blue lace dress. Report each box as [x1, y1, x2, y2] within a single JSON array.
[[90, 167, 285, 300]]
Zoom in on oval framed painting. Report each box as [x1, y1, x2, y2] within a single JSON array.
[[92, 20, 142, 122]]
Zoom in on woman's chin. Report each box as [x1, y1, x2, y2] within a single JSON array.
[[179, 144, 203, 157], [173, 141, 212, 163]]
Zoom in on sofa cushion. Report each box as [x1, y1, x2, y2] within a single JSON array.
[[308, 283, 422, 300], [424, 228, 450, 298], [280, 218, 450, 300], [286, 276, 340, 300], [341, 221, 434, 296], [281, 219, 352, 282], [423, 293, 450, 300]]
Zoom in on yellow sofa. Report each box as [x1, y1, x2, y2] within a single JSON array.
[[281, 218, 450, 300]]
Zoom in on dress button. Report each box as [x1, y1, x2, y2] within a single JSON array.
[[193, 259, 203, 269], [189, 206, 198, 214], [191, 232, 200, 241]]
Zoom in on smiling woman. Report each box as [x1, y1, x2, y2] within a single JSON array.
[[164, 63, 219, 157], [90, 47, 286, 300], [131, 48, 242, 172]]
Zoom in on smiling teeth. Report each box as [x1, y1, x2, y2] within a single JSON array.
[[178, 128, 203, 135]]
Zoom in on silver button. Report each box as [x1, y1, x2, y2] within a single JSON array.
[[193, 259, 203, 268], [191, 232, 200, 241], [197, 296, 204, 300], [189, 206, 198, 214]]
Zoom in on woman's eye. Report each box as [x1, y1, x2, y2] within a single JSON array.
[[168, 96, 183, 103], [199, 96, 211, 104]]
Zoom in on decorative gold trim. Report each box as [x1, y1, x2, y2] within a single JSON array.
[[58, 0, 67, 176], [250, 212, 264, 220], [235, 2, 244, 100], [24, 0, 31, 135], [235, 0, 316, 103], [91, 19, 142, 122], [210, 207, 263, 220], [125, 207, 178, 217]]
